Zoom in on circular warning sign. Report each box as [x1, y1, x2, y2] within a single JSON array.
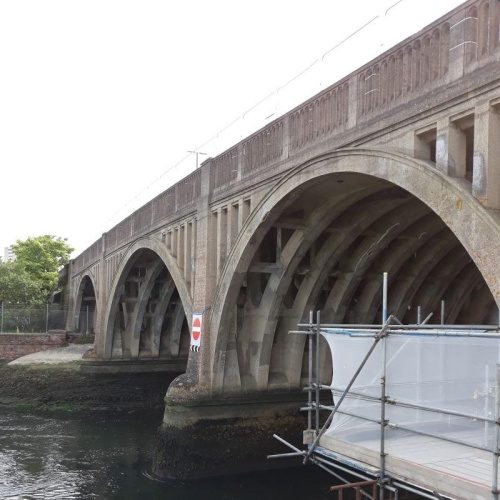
[[192, 317, 201, 341]]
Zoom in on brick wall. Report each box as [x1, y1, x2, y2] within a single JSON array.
[[0, 331, 67, 361]]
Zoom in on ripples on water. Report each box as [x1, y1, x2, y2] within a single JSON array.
[[0, 410, 334, 500]]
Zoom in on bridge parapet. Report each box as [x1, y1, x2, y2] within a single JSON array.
[[290, 82, 349, 153], [153, 186, 176, 223], [205, 0, 500, 194], [74, 0, 500, 271], [73, 237, 102, 274], [242, 119, 285, 174], [212, 147, 239, 189], [358, 23, 451, 118], [175, 168, 201, 209]]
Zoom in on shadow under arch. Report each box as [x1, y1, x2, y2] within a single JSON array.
[[101, 237, 193, 360], [73, 273, 98, 334], [209, 148, 500, 393]]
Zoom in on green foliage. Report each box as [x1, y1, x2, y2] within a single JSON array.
[[11, 235, 74, 301], [0, 261, 43, 305]]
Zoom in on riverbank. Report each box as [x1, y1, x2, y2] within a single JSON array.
[[0, 359, 180, 413]]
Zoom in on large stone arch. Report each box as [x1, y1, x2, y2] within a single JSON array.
[[101, 237, 193, 360], [209, 148, 500, 393]]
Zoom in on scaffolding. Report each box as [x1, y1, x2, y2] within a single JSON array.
[[269, 273, 500, 500]]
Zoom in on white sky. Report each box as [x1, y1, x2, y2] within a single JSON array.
[[0, 0, 465, 258]]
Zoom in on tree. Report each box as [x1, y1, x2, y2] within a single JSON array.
[[0, 261, 43, 305], [11, 235, 74, 301]]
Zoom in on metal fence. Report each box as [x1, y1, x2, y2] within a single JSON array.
[[0, 303, 67, 334]]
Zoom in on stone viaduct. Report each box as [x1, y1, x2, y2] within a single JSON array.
[[65, 0, 500, 478]]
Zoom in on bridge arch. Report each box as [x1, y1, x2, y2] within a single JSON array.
[[210, 148, 500, 394], [73, 273, 98, 334], [102, 237, 193, 360]]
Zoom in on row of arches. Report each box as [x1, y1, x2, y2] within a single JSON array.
[[73, 151, 500, 400], [74, 246, 191, 365]]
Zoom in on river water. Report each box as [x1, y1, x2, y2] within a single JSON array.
[[0, 409, 334, 500]]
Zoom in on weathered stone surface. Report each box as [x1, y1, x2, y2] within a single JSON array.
[[153, 392, 307, 479], [63, 0, 500, 480]]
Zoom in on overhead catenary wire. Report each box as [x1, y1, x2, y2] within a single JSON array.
[[101, 0, 418, 233]]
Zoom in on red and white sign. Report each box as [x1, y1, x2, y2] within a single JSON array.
[[190, 313, 203, 352]]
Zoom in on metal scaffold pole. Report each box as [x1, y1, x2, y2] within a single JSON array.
[[303, 317, 392, 464], [493, 364, 500, 498], [308, 309, 313, 431], [316, 310, 321, 433], [380, 272, 388, 498]]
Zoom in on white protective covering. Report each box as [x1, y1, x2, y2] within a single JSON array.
[[322, 331, 500, 451]]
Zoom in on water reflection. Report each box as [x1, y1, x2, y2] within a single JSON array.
[[0, 410, 333, 500]]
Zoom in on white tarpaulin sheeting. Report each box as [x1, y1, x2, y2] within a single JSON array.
[[322, 331, 500, 451]]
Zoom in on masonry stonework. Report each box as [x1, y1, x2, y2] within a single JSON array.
[[0, 332, 67, 361], [66, 0, 500, 478]]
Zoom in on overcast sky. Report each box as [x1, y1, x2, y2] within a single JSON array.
[[0, 0, 464, 258]]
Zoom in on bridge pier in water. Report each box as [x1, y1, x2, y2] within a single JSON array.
[[153, 387, 307, 479]]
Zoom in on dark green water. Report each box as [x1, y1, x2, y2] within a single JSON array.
[[0, 409, 334, 500]]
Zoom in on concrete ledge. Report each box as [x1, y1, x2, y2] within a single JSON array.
[[80, 357, 188, 374]]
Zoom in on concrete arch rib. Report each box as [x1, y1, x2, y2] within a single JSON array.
[[322, 200, 429, 324], [234, 184, 386, 392], [274, 194, 412, 387], [101, 237, 193, 359], [405, 248, 472, 323], [388, 231, 458, 322], [210, 149, 500, 392], [353, 213, 446, 324], [128, 259, 165, 358], [150, 277, 176, 357]]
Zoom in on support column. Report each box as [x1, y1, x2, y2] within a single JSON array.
[[347, 74, 358, 130], [473, 101, 500, 209], [216, 206, 228, 280], [184, 221, 192, 288], [93, 234, 108, 357], [436, 115, 470, 178], [171, 159, 216, 391], [227, 203, 235, 253], [190, 219, 197, 298], [177, 224, 185, 272], [153, 160, 307, 480]]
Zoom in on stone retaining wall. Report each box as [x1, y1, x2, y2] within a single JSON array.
[[0, 331, 67, 361]]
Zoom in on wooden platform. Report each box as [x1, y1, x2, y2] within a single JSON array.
[[319, 427, 499, 499]]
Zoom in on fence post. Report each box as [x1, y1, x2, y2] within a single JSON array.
[[1, 300, 3, 334], [46, 302, 49, 333]]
